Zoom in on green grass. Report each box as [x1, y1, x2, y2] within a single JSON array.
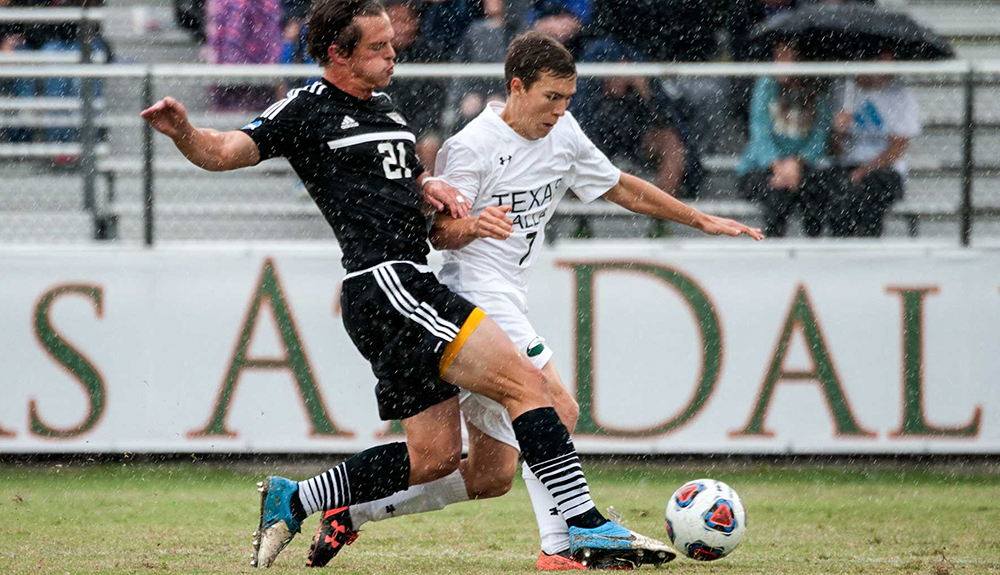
[[1, 460, 999, 574]]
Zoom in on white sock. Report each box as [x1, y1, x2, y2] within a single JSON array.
[[348, 469, 469, 529], [523, 463, 571, 555]]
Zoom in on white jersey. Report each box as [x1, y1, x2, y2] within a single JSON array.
[[434, 102, 620, 303]]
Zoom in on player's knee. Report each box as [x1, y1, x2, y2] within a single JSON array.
[[561, 396, 580, 432], [470, 473, 514, 499], [520, 365, 548, 404], [409, 441, 462, 484], [466, 462, 516, 499]]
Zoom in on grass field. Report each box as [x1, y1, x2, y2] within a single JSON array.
[[1, 460, 998, 574]]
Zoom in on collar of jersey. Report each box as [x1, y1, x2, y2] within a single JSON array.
[[321, 78, 388, 107]]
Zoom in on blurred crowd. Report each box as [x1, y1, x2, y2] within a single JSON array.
[[1, 0, 922, 238], [1, 0, 111, 145]]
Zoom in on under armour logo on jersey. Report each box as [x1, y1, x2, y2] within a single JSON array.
[[499, 155, 512, 165], [340, 115, 359, 130], [549, 507, 559, 516]]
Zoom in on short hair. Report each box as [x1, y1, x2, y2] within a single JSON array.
[[307, 0, 386, 65], [504, 32, 576, 94]]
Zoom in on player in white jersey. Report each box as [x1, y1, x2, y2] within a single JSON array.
[[307, 32, 762, 571]]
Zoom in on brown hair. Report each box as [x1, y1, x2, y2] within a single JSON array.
[[504, 32, 576, 94], [307, 0, 386, 64]]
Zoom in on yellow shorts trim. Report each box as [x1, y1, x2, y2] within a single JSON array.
[[439, 307, 486, 378]]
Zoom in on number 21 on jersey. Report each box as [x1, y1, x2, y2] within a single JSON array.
[[378, 142, 412, 179]]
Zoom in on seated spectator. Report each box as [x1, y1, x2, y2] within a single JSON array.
[[571, 38, 702, 199], [206, 0, 283, 111], [736, 40, 835, 237], [384, 0, 447, 169], [829, 49, 920, 237], [4, 21, 111, 146], [175, 0, 206, 42], [417, 0, 478, 62], [445, 0, 588, 134], [444, 0, 511, 134], [530, 0, 589, 58]]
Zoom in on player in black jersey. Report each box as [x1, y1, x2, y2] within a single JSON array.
[[142, 0, 673, 569]]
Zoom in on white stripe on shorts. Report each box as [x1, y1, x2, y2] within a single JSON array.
[[372, 267, 458, 341], [383, 264, 461, 335]]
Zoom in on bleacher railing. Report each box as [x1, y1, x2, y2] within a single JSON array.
[[1, 59, 994, 245]]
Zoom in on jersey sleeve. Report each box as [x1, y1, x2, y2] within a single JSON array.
[[239, 93, 312, 161], [564, 112, 622, 203], [433, 138, 484, 204]]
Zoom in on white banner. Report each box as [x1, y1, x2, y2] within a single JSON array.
[[1, 242, 997, 454]]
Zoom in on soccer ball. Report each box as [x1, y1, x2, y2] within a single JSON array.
[[664, 478, 746, 561]]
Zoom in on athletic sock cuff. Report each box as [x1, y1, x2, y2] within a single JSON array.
[[512, 407, 570, 464], [345, 441, 410, 504]]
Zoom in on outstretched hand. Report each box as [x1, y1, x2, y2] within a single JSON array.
[[140, 97, 192, 141], [700, 214, 764, 241]]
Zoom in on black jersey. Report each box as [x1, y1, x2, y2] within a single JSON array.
[[241, 79, 429, 272]]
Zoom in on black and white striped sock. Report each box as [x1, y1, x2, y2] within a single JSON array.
[[512, 407, 606, 529], [298, 463, 350, 516], [297, 442, 410, 518]]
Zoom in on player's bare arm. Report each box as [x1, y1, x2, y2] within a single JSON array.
[[605, 173, 764, 240], [417, 173, 471, 218], [140, 97, 260, 172], [430, 205, 513, 250]]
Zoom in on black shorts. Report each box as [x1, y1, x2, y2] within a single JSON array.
[[340, 261, 479, 421]]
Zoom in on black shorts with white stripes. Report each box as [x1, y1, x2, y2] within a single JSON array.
[[341, 261, 478, 421]]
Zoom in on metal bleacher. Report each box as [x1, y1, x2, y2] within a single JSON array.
[[2, 1, 1000, 244]]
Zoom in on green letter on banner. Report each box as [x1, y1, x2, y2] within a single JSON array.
[[191, 259, 349, 438], [734, 285, 874, 437], [889, 287, 981, 437], [30, 285, 106, 438], [561, 261, 722, 436]]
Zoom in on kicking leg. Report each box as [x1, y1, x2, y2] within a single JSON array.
[[255, 398, 463, 568], [440, 313, 608, 531], [307, 411, 520, 567], [443, 317, 673, 565]]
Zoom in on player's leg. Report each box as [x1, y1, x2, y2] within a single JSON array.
[[523, 361, 579, 565], [443, 303, 674, 566], [305, 398, 467, 567], [255, 398, 463, 568], [307, 402, 521, 568], [255, 264, 475, 568]]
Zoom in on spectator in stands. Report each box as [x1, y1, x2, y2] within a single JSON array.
[[384, 0, 447, 169], [829, 49, 920, 237], [530, 0, 589, 58], [445, 0, 512, 134], [206, 0, 283, 111], [571, 38, 702, 199], [737, 40, 835, 237], [175, 0, 206, 42], [417, 0, 477, 62], [444, 0, 588, 134], [37, 22, 111, 143], [590, 0, 741, 156]]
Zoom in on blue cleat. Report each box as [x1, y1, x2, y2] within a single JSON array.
[[569, 513, 676, 568], [251, 476, 303, 568]]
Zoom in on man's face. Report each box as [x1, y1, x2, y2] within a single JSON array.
[[511, 72, 577, 139], [343, 13, 397, 89]]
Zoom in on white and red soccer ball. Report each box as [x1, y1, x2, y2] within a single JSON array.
[[664, 479, 747, 561]]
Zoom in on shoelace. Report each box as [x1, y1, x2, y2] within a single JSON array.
[[606, 506, 627, 527]]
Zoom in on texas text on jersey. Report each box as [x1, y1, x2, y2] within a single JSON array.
[[241, 79, 427, 272]]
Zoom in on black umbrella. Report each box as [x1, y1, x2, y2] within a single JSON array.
[[750, 3, 954, 61]]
